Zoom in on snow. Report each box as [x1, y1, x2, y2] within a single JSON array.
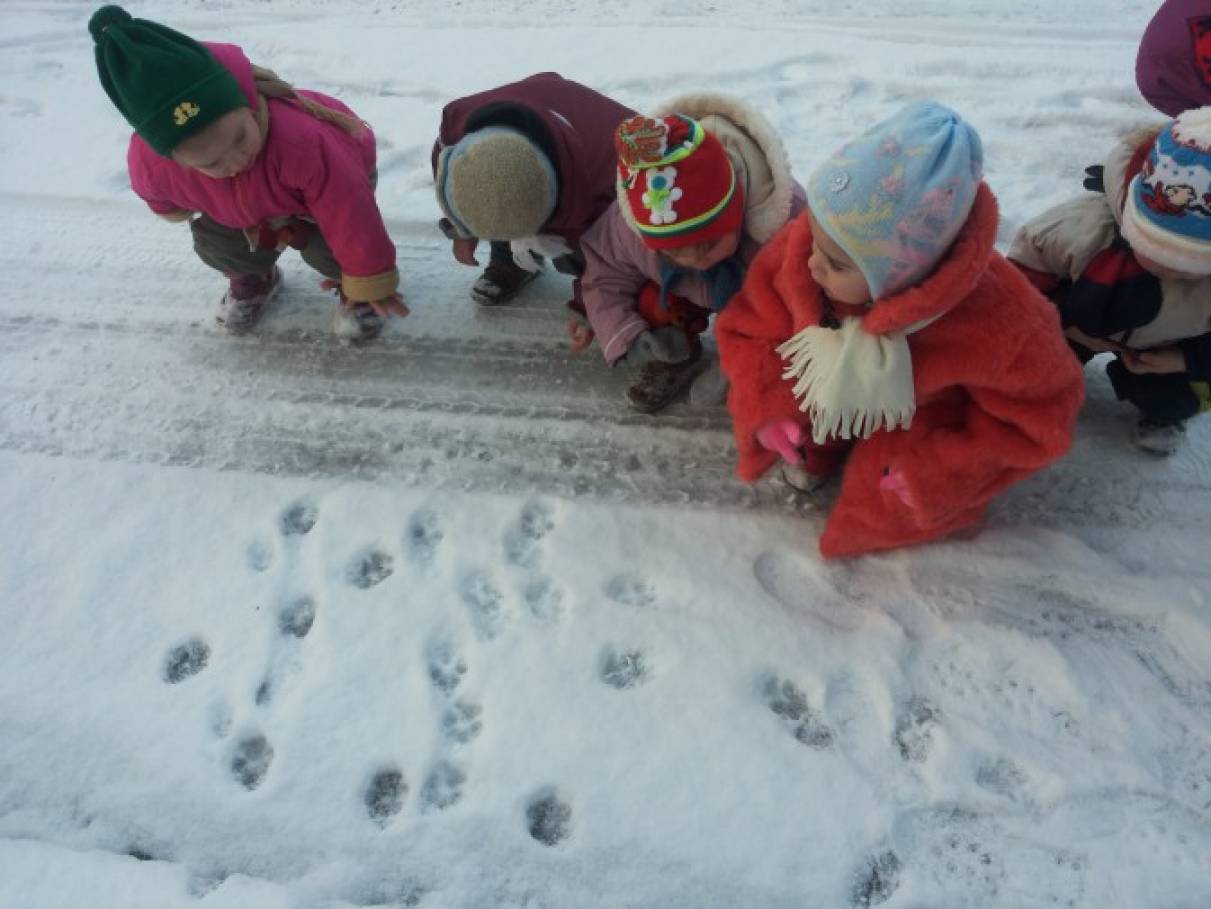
[[1, 1, 1210, 906]]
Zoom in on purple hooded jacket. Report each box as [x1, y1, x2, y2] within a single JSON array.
[[580, 93, 805, 364], [432, 73, 635, 251], [1136, 0, 1211, 116]]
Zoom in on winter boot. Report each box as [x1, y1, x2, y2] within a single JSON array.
[[624, 336, 704, 413], [688, 356, 730, 406], [470, 258, 541, 306], [216, 266, 282, 334], [780, 463, 831, 494], [1133, 418, 1186, 456]]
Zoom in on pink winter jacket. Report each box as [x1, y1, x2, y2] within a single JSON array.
[[580, 93, 805, 364], [126, 43, 397, 303]]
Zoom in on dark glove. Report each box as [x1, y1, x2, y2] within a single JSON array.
[[624, 326, 693, 366], [1083, 165, 1105, 194]]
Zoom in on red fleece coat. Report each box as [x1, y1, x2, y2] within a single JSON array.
[[717, 185, 1085, 559]]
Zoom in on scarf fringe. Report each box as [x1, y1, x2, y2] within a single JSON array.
[[777, 320, 917, 446]]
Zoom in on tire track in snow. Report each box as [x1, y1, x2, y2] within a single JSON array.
[[0, 315, 776, 508]]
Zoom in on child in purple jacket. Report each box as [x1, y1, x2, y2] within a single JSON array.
[[580, 94, 804, 413], [91, 5, 407, 342], [433, 74, 635, 308], [1136, 0, 1211, 115]]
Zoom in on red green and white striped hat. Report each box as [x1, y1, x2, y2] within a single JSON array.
[[614, 114, 744, 250]]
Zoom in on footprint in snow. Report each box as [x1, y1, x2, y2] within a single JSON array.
[[974, 757, 1029, 800], [426, 637, 468, 696], [462, 570, 506, 640], [230, 733, 273, 791], [279, 500, 318, 537], [763, 675, 835, 750], [254, 677, 274, 707], [245, 539, 274, 573], [753, 550, 865, 633], [163, 638, 210, 684], [526, 789, 572, 846], [364, 767, 407, 827], [881, 806, 1087, 904], [278, 595, 317, 638], [255, 596, 318, 706], [850, 850, 902, 908], [207, 699, 233, 739], [348, 548, 394, 589], [441, 700, 484, 745], [504, 499, 556, 568], [420, 760, 466, 812], [599, 647, 651, 690], [522, 575, 564, 624], [604, 573, 657, 609], [894, 696, 941, 764], [407, 507, 443, 565]]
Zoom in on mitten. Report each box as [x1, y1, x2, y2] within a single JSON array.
[[879, 468, 916, 509], [755, 419, 806, 466], [625, 326, 692, 366]]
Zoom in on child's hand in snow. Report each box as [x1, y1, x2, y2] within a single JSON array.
[[321, 280, 410, 319], [756, 419, 806, 466], [361, 292, 410, 319]]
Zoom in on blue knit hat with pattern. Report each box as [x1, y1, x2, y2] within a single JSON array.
[[1121, 106, 1211, 276], [807, 101, 984, 300]]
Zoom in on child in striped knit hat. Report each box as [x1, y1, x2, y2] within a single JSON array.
[[579, 94, 804, 413], [1011, 107, 1211, 455], [719, 102, 1083, 559]]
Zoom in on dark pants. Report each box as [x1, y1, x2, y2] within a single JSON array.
[[490, 239, 589, 310], [1106, 358, 1209, 426], [488, 240, 514, 268], [190, 214, 341, 280]]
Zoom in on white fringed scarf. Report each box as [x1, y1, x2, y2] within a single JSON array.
[[777, 315, 935, 445]]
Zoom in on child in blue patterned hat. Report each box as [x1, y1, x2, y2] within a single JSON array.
[[1011, 107, 1211, 456], [719, 102, 1082, 557]]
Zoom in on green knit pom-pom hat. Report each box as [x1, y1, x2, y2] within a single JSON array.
[[89, 5, 248, 157]]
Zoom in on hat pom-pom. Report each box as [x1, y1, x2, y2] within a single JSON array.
[[615, 116, 669, 169], [88, 5, 132, 43]]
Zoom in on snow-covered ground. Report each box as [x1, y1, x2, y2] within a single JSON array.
[[2, 1, 1210, 906]]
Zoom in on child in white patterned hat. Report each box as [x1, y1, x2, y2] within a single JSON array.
[[1011, 106, 1211, 455]]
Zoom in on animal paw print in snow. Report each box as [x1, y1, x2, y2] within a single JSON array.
[[642, 167, 683, 225], [173, 101, 200, 126]]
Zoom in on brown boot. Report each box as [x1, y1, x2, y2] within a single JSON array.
[[624, 336, 704, 413]]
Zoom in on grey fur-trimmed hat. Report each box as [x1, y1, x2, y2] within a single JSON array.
[[435, 127, 557, 240]]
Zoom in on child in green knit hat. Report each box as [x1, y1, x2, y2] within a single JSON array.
[[89, 5, 407, 341]]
